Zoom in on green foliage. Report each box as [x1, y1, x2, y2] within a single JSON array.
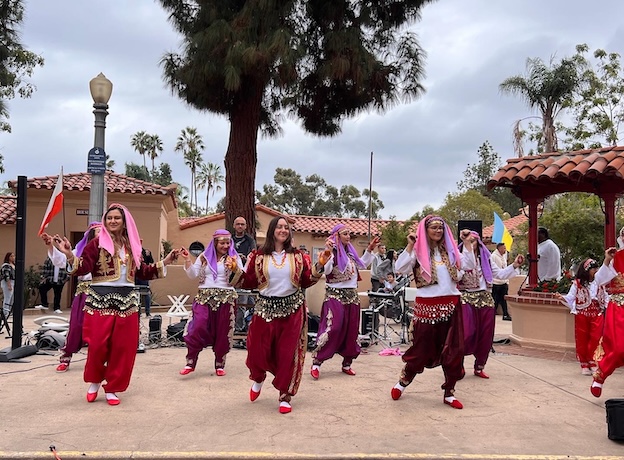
[[538, 193, 606, 270], [457, 141, 522, 216], [151, 163, 174, 187], [175, 127, 204, 215], [124, 162, 151, 182], [437, 189, 504, 237], [0, 0, 45, 133], [256, 168, 384, 218], [380, 216, 415, 251], [196, 162, 224, 213], [158, 0, 433, 230], [23, 264, 41, 307], [160, 239, 173, 260], [532, 270, 573, 293], [501, 56, 583, 154]]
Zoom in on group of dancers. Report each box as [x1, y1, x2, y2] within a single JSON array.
[[41, 207, 624, 412]]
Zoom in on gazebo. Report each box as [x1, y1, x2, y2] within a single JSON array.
[[488, 145, 624, 287], [487, 146, 624, 350]]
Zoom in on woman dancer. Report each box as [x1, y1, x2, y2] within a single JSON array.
[[458, 230, 523, 379], [390, 215, 466, 409], [61, 203, 178, 406], [559, 258, 606, 375], [232, 215, 324, 414], [179, 229, 243, 377], [1, 252, 15, 322], [310, 224, 378, 379], [41, 222, 102, 372]]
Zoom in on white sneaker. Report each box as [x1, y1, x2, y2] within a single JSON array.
[[582, 368, 592, 376], [54, 309, 62, 314], [34, 305, 48, 310]]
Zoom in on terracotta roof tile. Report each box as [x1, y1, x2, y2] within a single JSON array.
[[0, 196, 17, 225], [292, 214, 396, 236], [8, 171, 176, 200], [482, 214, 528, 239], [488, 147, 624, 195]]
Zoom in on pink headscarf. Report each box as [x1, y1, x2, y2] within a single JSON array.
[[330, 224, 366, 272], [414, 215, 461, 283], [203, 229, 239, 280], [75, 221, 101, 257], [458, 230, 493, 284], [98, 203, 143, 267]]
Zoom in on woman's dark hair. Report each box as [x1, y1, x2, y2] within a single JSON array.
[[386, 250, 395, 262], [3, 252, 13, 264], [87, 227, 99, 241], [261, 215, 294, 254], [576, 258, 599, 286]]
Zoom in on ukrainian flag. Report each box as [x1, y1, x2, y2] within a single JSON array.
[[492, 212, 513, 251]]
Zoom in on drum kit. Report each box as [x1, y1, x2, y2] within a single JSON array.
[[364, 275, 416, 348]]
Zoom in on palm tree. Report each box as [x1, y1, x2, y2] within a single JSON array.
[[500, 57, 582, 154], [146, 134, 164, 176], [174, 127, 204, 214], [197, 162, 224, 212], [130, 131, 149, 172]]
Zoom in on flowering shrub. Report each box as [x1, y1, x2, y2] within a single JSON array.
[[532, 270, 573, 293]]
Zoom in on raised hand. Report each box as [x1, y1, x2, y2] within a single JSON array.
[[318, 248, 332, 266]]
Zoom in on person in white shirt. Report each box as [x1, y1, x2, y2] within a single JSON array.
[[390, 215, 467, 409], [179, 229, 243, 377], [537, 227, 561, 281], [490, 243, 512, 320]]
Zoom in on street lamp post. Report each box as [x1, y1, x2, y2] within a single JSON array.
[[88, 73, 113, 224]]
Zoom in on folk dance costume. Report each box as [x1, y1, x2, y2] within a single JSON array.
[[391, 216, 466, 409], [68, 204, 166, 405], [311, 224, 374, 378], [181, 230, 243, 376], [48, 222, 101, 372], [561, 272, 606, 375], [589, 251, 624, 397], [459, 231, 519, 379], [232, 247, 322, 413]]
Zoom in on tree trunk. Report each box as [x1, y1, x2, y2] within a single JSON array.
[[224, 81, 263, 236], [543, 108, 557, 153]]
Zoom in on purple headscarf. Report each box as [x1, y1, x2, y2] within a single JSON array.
[[414, 215, 461, 283], [75, 221, 102, 257], [330, 224, 366, 272], [203, 229, 239, 280], [459, 230, 493, 284]]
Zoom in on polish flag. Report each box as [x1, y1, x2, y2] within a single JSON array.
[[38, 169, 64, 236]]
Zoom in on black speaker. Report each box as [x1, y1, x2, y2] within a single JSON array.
[[457, 220, 482, 240], [360, 310, 379, 335]]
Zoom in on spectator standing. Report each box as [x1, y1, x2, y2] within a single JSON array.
[[135, 241, 154, 317], [232, 216, 257, 332], [370, 243, 387, 292], [537, 227, 561, 281], [490, 243, 512, 321], [39, 255, 69, 314], [1, 252, 15, 326]]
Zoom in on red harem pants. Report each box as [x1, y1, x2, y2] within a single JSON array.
[[399, 295, 464, 395], [82, 310, 139, 393], [246, 305, 307, 401], [312, 296, 361, 367], [574, 303, 603, 368], [184, 300, 235, 370], [596, 301, 624, 381]]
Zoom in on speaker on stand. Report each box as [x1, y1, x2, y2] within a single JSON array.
[[457, 220, 483, 241]]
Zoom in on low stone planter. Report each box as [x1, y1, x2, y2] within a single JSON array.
[[505, 289, 575, 351]]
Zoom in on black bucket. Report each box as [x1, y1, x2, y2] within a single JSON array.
[[606, 398, 624, 441]]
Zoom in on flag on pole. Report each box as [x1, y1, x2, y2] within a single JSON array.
[[492, 212, 513, 251], [38, 168, 64, 236]]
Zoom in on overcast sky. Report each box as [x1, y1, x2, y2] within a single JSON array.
[[2, 1, 624, 220]]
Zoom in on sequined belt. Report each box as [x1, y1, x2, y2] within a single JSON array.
[[75, 280, 91, 295], [460, 290, 494, 308], [324, 287, 360, 305], [610, 293, 624, 306], [85, 285, 139, 317], [256, 290, 305, 322], [195, 288, 238, 311], [413, 295, 460, 324], [577, 301, 603, 317]]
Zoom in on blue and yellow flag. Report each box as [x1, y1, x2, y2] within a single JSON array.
[[492, 212, 513, 251]]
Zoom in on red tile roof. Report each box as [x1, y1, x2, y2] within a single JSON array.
[[179, 204, 294, 230], [488, 146, 624, 195], [482, 214, 528, 239], [292, 214, 396, 236], [8, 171, 177, 201], [0, 196, 17, 225]]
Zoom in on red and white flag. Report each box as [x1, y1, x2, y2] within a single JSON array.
[[38, 169, 64, 236]]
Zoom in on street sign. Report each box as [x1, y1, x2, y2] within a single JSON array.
[[87, 147, 106, 174]]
